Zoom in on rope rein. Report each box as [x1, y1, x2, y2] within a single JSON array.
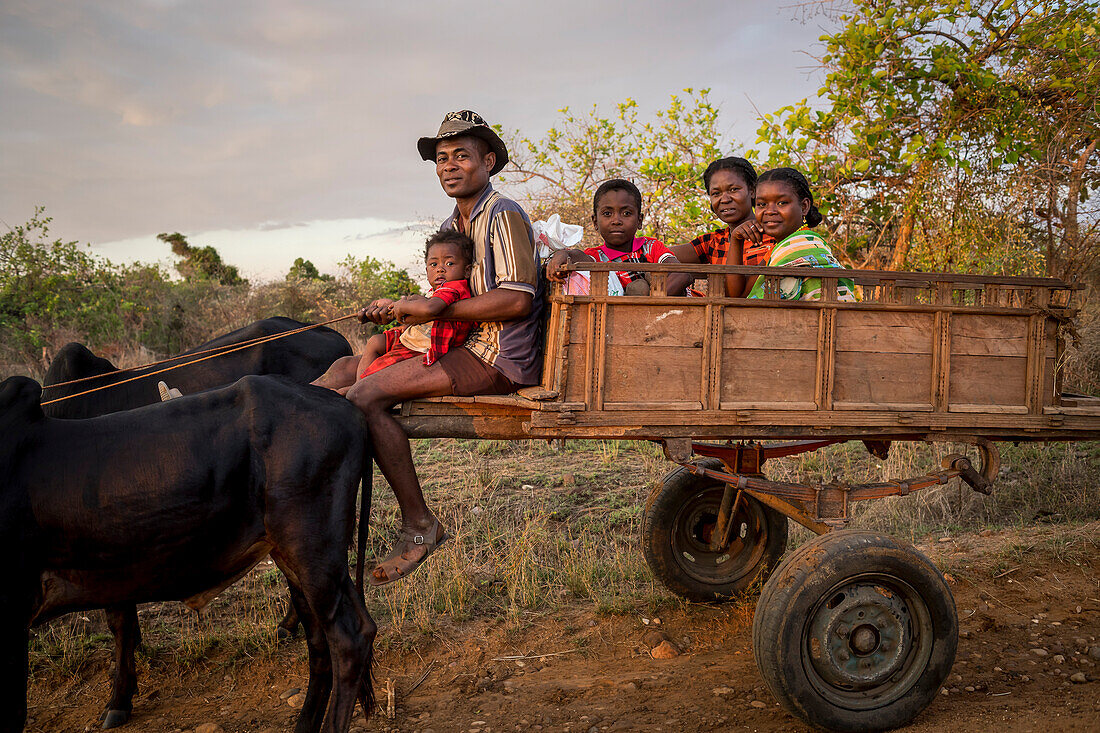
[[40, 313, 360, 407]]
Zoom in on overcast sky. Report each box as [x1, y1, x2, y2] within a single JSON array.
[[0, 0, 834, 281]]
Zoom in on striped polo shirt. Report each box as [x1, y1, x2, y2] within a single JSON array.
[[441, 184, 544, 385]]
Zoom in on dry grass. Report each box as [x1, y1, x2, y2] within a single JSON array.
[[26, 436, 1100, 687]]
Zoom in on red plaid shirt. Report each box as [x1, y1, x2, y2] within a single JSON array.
[[360, 280, 474, 377], [422, 279, 474, 365], [691, 227, 772, 267]]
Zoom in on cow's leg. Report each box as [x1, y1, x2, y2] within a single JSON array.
[[275, 565, 332, 733], [100, 605, 140, 729], [272, 549, 373, 731], [311, 573, 374, 732], [276, 595, 300, 642], [0, 617, 28, 733]]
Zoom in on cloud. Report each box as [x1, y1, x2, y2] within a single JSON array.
[[0, 1, 830, 250]]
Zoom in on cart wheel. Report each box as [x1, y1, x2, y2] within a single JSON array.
[[752, 530, 957, 732], [642, 458, 787, 602]]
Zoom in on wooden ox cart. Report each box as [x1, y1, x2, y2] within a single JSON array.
[[396, 261, 1100, 732]]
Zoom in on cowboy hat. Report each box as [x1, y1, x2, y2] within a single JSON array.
[[417, 110, 509, 176]]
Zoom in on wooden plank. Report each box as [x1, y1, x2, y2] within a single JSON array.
[[932, 311, 951, 411], [1025, 313, 1046, 414], [603, 305, 705, 347], [719, 401, 819, 411], [603, 401, 703, 411], [553, 294, 1076, 319], [560, 260, 1076, 289], [834, 402, 933, 411], [524, 407, 1100, 432], [834, 310, 935, 354], [702, 302, 723, 411], [833, 352, 934, 406], [947, 404, 1029, 414], [602, 344, 703, 405], [564, 344, 587, 402], [593, 302, 608, 410], [723, 307, 822, 350], [950, 314, 1029, 357], [949, 355, 1027, 408], [590, 270, 608, 296], [720, 348, 818, 405], [984, 284, 999, 306], [649, 271, 668, 296], [815, 308, 836, 410]]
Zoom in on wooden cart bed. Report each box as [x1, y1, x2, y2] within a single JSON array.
[[398, 262, 1100, 443]]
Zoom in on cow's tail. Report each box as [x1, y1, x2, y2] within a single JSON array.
[[355, 452, 373, 601], [356, 447, 376, 718]]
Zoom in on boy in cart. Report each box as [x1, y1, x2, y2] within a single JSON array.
[[544, 178, 694, 296]]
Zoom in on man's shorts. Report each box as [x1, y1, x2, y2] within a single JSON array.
[[436, 346, 522, 396]]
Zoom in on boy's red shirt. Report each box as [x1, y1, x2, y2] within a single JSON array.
[[583, 236, 676, 288]]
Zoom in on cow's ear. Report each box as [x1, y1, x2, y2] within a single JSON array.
[[0, 376, 45, 424], [44, 342, 115, 384]]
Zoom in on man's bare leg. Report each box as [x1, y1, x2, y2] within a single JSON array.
[[345, 357, 453, 581], [312, 354, 361, 391]]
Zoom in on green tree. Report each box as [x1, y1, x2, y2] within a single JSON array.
[[754, 0, 1099, 277], [0, 208, 175, 370], [286, 257, 332, 282], [158, 231, 248, 286], [502, 89, 725, 245], [338, 255, 420, 304]]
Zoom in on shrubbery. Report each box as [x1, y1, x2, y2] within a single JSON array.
[[0, 209, 419, 379]]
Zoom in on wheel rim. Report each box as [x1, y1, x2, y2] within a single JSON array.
[[669, 484, 770, 587], [803, 573, 934, 710]]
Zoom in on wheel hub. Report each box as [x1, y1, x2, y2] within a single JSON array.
[[807, 583, 912, 689]]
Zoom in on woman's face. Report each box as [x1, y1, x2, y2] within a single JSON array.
[[707, 168, 754, 227], [754, 180, 810, 242]]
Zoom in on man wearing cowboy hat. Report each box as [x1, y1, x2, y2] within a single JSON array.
[[315, 110, 543, 586]]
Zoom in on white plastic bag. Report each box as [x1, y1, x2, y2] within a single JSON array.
[[532, 214, 584, 259]]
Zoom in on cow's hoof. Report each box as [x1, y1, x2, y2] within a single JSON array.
[[101, 709, 131, 729], [276, 626, 296, 644]]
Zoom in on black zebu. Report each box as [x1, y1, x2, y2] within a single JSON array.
[[41, 316, 352, 418], [42, 317, 352, 663], [2, 375, 374, 732]]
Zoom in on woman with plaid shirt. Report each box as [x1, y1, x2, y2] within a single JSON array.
[[670, 156, 769, 298]]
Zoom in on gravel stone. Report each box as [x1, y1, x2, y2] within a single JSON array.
[[650, 640, 680, 659]]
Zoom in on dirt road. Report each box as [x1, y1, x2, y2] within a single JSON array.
[[27, 524, 1100, 732]]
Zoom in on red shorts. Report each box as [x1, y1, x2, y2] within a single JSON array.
[[360, 329, 419, 378]]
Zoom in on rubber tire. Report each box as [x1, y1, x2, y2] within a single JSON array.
[[752, 530, 958, 732], [642, 458, 788, 602]]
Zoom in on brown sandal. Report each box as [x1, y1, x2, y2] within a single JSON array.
[[368, 519, 450, 587]]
